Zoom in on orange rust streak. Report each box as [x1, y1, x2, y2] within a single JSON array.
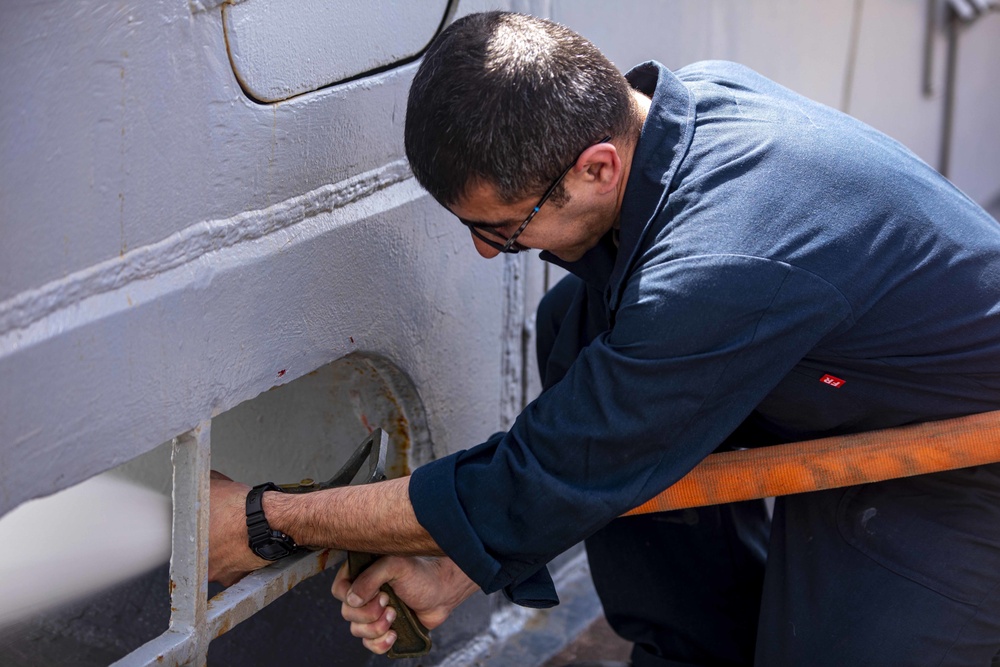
[[215, 618, 231, 639], [623, 410, 1000, 516], [360, 413, 374, 434]]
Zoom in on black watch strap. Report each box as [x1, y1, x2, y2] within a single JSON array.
[[246, 482, 299, 561]]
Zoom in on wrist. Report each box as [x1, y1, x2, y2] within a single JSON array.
[[246, 483, 299, 561], [260, 489, 304, 545], [440, 557, 479, 600]]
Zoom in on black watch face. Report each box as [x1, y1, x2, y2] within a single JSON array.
[[254, 540, 296, 561]]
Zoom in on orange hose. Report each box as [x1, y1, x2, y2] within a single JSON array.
[[623, 409, 1000, 516]]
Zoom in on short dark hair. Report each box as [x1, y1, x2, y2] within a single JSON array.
[[404, 11, 639, 208]]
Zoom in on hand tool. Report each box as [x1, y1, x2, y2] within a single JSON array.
[[280, 429, 432, 658]]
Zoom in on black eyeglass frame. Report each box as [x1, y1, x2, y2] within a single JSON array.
[[459, 135, 613, 254]]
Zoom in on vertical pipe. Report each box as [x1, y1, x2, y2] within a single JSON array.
[[169, 421, 212, 666], [939, 10, 960, 177], [501, 254, 527, 427], [841, 0, 865, 114], [923, 0, 938, 96], [112, 421, 212, 666]]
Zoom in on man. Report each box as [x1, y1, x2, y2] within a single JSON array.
[[209, 12, 1000, 666]]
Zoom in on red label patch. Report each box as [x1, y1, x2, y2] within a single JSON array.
[[819, 374, 845, 388]]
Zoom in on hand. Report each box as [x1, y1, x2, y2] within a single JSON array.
[[332, 555, 479, 655], [208, 470, 270, 585]]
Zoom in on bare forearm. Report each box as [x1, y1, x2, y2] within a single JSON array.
[[262, 476, 444, 556]]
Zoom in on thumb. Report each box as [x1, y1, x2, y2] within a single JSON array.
[[346, 557, 396, 608]]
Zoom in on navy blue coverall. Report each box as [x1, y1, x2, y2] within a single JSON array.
[[410, 61, 1000, 665]]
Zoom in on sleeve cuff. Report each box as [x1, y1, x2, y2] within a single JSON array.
[[502, 565, 559, 609], [409, 440, 559, 607], [409, 448, 504, 591]]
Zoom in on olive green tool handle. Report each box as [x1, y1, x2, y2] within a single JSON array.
[[348, 550, 432, 659]]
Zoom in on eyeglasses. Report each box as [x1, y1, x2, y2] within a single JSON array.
[[459, 135, 613, 254]]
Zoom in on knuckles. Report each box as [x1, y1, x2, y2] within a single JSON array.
[[362, 633, 396, 655], [340, 600, 383, 624], [348, 609, 393, 639]]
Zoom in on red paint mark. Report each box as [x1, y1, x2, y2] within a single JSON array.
[[349, 336, 355, 344], [277, 369, 286, 377], [820, 374, 845, 388], [360, 414, 373, 433]]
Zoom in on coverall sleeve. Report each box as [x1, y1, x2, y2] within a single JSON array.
[[410, 254, 852, 599]]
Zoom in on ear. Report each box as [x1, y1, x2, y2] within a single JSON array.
[[572, 141, 621, 195]]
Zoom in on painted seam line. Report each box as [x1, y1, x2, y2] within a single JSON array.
[[0, 160, 413, 336]]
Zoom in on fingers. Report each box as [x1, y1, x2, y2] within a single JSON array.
[[333, 561, 389, 626], [332, 560, 399, 655], [331, 560, 379, 608], [331, 561, 352, 602], [362, 631, 397, 655], [345, 555, 397, 606], [344, 592, 393, 636]]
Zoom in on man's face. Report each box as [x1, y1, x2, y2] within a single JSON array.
[[450, 179, 615, 262]]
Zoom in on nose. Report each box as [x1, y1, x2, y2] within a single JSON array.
[[472, 232, 501, 259]]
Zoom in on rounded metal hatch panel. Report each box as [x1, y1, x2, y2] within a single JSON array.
[[223, 0, 453, 102]]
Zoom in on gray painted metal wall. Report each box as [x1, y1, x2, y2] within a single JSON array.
[[1, 0, 997, 665], [554, 0, 1000, 215]]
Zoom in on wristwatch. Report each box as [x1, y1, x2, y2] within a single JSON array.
[[245, 482, 299, 561]]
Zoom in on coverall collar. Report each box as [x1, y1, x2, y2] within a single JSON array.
[[541, 61, 695, 311]]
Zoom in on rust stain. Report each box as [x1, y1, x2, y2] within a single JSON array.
[[349, 336, 355, 344], [387, 413, 412, 478], [277, 369, 286, 378], [215, 617, 231, 638], [359, 413, 373, 433], [168, 579, 177, 594], [318, 549, 331, 571]]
